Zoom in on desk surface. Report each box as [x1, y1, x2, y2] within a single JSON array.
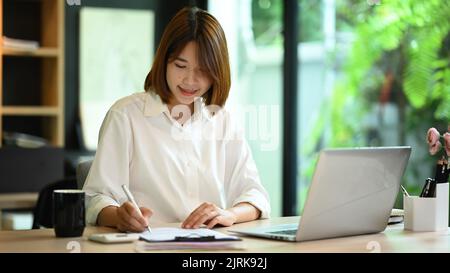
[[1, 216, 449, 253]]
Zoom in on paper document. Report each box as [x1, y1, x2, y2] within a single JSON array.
[[139, 227, 241, 242], [3, 36, 39, 50], [135, 241, 245, 252]]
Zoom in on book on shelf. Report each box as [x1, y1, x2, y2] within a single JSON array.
[[3, 36, 40, 50]]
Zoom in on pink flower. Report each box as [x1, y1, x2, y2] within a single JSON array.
[[444, 132, 450, 156], [429, 140, 442, 155], [427, 127, 442, 155]]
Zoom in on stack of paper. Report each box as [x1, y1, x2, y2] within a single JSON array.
[[135, 240, 245, 252], [3, 36, 39, 50], [135, 227, 245, 252], [388, 208, 404, 225], [139, 227, 241, 242]]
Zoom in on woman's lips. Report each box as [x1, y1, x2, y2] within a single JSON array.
[[179, 86, 197, 97]]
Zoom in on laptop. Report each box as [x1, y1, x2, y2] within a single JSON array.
[[230, 146, 411, 242]]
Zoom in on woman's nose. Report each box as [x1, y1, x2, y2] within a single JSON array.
[[183, 69, 197, 84]]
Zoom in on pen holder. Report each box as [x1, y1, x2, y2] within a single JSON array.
[[404, 182, 449, 232]]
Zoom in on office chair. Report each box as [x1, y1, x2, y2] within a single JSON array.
[[76, 159, 93, 190], [32, 177, 77, 229]]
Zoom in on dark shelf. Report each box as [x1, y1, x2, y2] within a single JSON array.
[[3, 0, 42, 43], [2, 116, 51, 140], [2, 57, 42, 106]]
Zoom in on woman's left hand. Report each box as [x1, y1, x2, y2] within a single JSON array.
[[181, 202, 237, 229]]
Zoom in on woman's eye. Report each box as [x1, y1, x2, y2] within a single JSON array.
[[175, 63, 186, 69]]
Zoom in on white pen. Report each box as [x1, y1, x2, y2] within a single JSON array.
[[121, 184, 152, 233]]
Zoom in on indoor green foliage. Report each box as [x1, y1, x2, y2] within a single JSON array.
[[251, 0, 324, 45], [311, 0, 449, 147], [305, 0, 450, 194]]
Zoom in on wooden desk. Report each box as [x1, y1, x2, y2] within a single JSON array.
[[0, 193, 38, 229], [0, 216, 449, 253]]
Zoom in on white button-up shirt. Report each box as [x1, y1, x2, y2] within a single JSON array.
[[83, 91, 271, 225]]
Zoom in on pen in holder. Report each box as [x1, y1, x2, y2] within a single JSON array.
[[403, 181, 449, 232]]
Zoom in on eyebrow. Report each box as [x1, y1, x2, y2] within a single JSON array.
[[175, 57, 188, 62]]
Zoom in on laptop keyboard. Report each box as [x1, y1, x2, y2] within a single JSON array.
[[267, 229, 298, 236]]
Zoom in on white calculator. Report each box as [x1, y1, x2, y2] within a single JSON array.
[[88, 233, 140, 244]]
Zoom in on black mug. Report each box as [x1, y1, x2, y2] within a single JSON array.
[[53, 189, 85, 237]]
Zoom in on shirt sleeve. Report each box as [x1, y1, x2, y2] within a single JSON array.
[[82, 109, 132, 225], [223, 111, 271, 219]]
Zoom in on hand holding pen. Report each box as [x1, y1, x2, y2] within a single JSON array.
[[115, 184, 153, 233]]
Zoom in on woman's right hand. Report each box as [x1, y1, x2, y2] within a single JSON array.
[[115, 202, 153, 232]]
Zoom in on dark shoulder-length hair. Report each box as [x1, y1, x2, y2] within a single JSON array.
[[144, 7, 231, 107]]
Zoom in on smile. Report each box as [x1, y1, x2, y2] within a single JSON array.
[[179, 86, 198, 97]]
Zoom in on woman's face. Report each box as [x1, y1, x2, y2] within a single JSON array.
[[166, 41, 213, 108]]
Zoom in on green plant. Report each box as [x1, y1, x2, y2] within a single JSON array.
[[251, 0, 324, 46], [303, 0, 450, 201]]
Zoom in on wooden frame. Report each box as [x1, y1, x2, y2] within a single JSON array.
[[0, 0, 64, 147]]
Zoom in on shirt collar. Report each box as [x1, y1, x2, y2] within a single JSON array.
[[143, 91, 169, 117]]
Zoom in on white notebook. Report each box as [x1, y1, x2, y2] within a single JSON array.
[[139, 227, 241, 242]]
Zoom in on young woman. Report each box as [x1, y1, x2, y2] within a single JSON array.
[[83, 7, 270, 232]]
